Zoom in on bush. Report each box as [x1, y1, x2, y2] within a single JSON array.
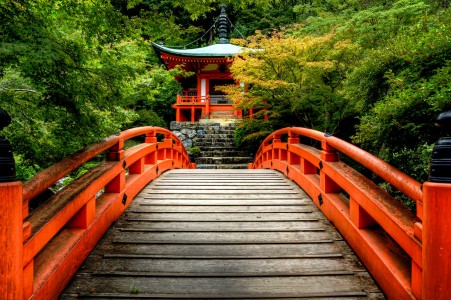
[[187, 146, 201, 158], [234, 119, 273, 155]]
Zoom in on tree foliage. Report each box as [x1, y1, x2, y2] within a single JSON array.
[[229, 0, 451, 187], [225, 31, 360, 134], [0, 0, 182, 179]]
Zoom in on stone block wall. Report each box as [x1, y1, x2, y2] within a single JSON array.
[[170, 121, 249, 169]]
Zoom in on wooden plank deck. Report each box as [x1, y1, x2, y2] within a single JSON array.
[[61, 169, 385, 299]]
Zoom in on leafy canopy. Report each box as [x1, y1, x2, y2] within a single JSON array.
[[224, 31, 360, 133]]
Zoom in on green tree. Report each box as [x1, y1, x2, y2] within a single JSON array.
[[0, 0, 149, 178], [225, 31, 360, 134], [126, 66, 186, 127]]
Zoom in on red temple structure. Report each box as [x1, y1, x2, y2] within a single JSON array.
[[152, 5, 245, 122]]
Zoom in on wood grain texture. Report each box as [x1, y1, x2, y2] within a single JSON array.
[[62, 169, 385, 299]]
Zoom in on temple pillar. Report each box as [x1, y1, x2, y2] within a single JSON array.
[[176, 107, 181, 122], [205, 96, 210, 118]]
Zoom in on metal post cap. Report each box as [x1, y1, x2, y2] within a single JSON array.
[[430, 111, 451, 183], [0, 109, 16, 182], [0, 108, 12, 131]]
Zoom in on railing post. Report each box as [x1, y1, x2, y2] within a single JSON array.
[[205, 95, 210, 118], [287, 130, 300, 167], [176, 107, 181, 122], [288, 130, 300, 145], [191, 107, 195, 123], [164, 134, 173, 160], [0, 182, 24, 300], [145, 131, 157, 144], [422, 182, 451, 299], [106, 138, 125, 193], [320, 139, 340, 193], [145, 131, 157, 165], [107, 138, 125, 161], [272, 134, 281, 169], [422, 111, 451, 299], [0, 109, 24, 299]]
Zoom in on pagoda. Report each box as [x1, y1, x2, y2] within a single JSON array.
[[152, 5, 245, 123]]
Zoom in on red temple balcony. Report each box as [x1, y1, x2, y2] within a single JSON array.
[[176, 95, 233, 105], [174, 94, 239, 122]]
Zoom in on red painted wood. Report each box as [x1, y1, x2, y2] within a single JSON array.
[[350, 198, 377, 229], [0, 182, 24, 300], [129, 157, 144, 174], [67, 197, 96, 229], [249, 126, 445, 300], [422, 182, 451, 300], [0, 127, 194, 299]]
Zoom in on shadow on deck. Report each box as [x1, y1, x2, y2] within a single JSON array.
[[62, 169, 384, 299]]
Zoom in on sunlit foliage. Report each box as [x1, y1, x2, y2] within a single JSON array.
[[224, 31, 360, 134]]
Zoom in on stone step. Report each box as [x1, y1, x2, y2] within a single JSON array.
[[198, 142, 236, 148], [197, 133, 235, 139], [195, 164, 218, 169], [193, 138, 235, 144], [200, 150, 249, 157], [195, 157, 251, 165], [196, 130, 236, 135], [216, 164, 249, 169], [171, 123, 236, 132], [171, 121, 248, 169], [196, 163, 248, 170]]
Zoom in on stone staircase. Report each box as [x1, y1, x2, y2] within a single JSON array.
[[209, 111, 235, 120], [170, 121, 250, 169]]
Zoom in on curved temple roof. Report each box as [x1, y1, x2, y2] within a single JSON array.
[[152, 42, 244, 58]]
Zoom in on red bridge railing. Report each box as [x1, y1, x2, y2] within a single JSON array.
[[249, 127, 450, 300], [0, 127, 194, 300]]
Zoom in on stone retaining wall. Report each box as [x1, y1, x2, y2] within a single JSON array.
[[170, 121, 249, 169], [170, 121, 233, 149]]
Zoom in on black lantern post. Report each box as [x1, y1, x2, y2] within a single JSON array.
[[429, 111, 451, 183], [0, 109, 16, 182]]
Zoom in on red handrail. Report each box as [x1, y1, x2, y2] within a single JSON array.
[[250, 127, 450, 300], [176, 94, 210, 104], [23, 126, 186, 205], [0, 126, 194, 300], [255, 127, 422, 203]]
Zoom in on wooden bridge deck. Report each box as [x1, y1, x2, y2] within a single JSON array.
[[62, 169, 384, 299]]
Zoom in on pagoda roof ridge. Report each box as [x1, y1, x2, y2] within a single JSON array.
[[152, 42, 244, 58]]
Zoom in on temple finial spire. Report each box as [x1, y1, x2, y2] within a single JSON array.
[[217, 4, 229, 44]]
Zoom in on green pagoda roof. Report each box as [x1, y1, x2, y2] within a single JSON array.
[[152, 42, 243, 58], [152, 4, 246, 59]]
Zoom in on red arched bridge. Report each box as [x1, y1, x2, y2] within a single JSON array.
[[0, 126, 449, 299]]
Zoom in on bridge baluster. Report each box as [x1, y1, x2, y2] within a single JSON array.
[[421, 183, 451, 299], [107, 138, 125, 161], [272, 134, 281, 167], [145, 131, 157, 143], [421, 111, 451, 299], [164, 135, 173, 160], [0, 181, 24, 300], [0, 109, 24, 299], [144, 131, 158, 165], [320, 140, 341, 194], [287, 130, 300, 145], [129, 158, 145, 174], [67, 196, 96, 229], [349, 198, 377, 229], [287, 132, 300, 168], [320, 139, 339, 162]]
